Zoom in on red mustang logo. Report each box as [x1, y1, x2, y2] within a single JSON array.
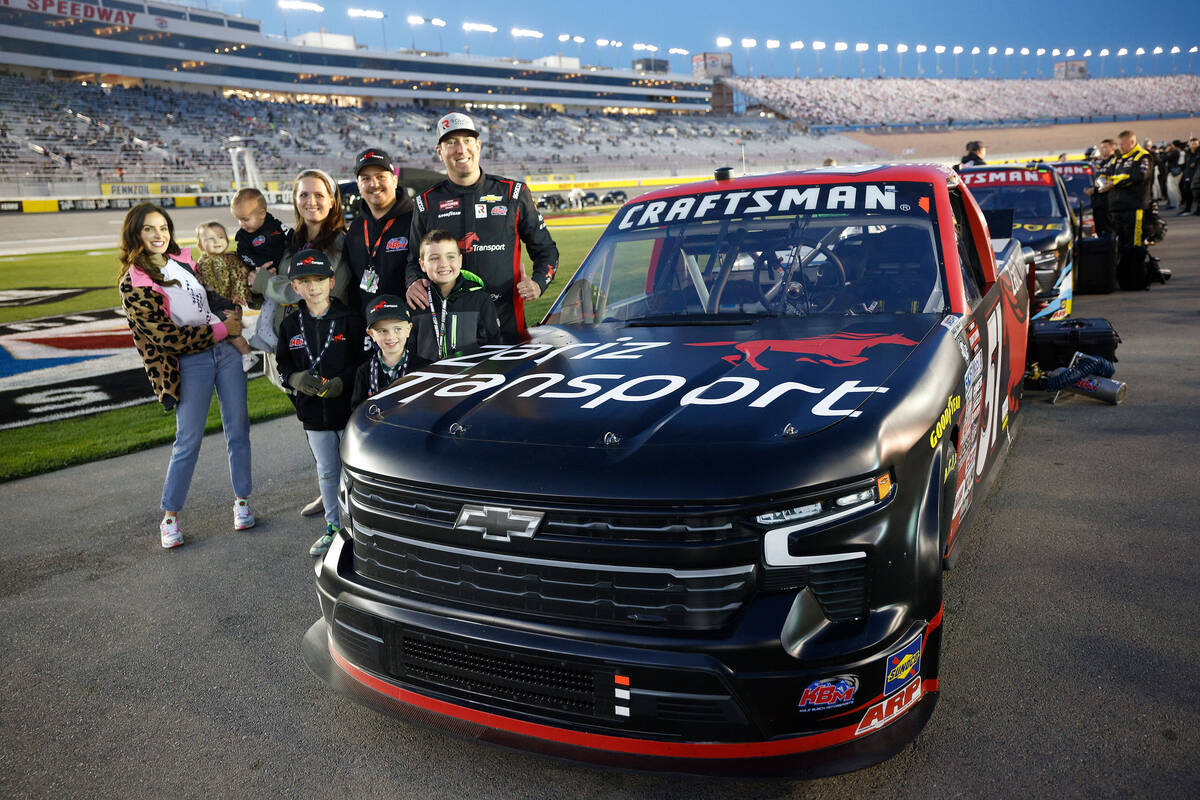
[[689, 332, 918, 370], [458, 232, 480, 253]]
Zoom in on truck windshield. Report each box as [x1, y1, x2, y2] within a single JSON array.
[[545, 181, 945, 325]]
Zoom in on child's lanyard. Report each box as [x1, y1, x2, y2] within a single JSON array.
[[369, 350, 407, 396], [297, 307, 337, 375], [427, 284, 450, 358]]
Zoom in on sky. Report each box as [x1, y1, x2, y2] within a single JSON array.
[[208, 0, 1200, 79]]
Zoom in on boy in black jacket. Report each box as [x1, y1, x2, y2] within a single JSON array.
[[275, 249, 367, 556], [411, 229, 501, 367], [352, 294, 413, 408]]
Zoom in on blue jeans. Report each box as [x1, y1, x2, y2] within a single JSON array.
[[304, 428, 342, 527], [161, 341, 252, 512]]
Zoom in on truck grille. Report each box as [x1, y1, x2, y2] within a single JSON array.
[[352, 525, 755, 631]]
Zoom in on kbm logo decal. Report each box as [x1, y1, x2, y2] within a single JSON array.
[[289, 336, 305, 349], [385, 237, 407, 252], [252, 235, 266, 247], [884, 634, 922, 696], [689, 333, 918, 371], [797, 675, 858, 712]]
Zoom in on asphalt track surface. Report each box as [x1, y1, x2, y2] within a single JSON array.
[[2, 218, 1198, 799]]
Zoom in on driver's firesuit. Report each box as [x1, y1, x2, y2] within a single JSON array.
[[405, 172, 558, 341]]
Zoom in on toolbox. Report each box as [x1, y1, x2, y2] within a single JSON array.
[[1075, 235, 1119, 294], [1028, 318, 1121, 370]]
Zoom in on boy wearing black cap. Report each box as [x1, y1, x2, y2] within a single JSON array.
[[343, 147, 415, 316], [275, 249, 367, 556], [351, 294, 413, 408]]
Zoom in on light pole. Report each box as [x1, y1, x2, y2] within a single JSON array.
[[971, 45, 980, 76], [1117, 47, 1128, 76], [464, 22, 498, 59], [1152, 46, 1162, 74], [1036, 48, 1045, 76], [511, 28, 543, 61], [915, 44, 927, 76], [406, 14, 422, 50], [277, 0, 323, 42], [1191, 46, 1199, 72], [856, 42, 868, 78], [668, 47, 689, 74], [896, 43, 908, 76], [740, 38, 757, 75], [834, 41, 848, 75], [348, 9, 384, 51], [877, 42, 888, 77], [1019, 47, 1029, 77], [1169, 45, 1180, 73], [811, 40, 826, 75], [1098, 48, 1109, 77], [952, 45, 963, 77], [1004, 46, 1014, 77], [790, 40, 804, 77], [430, 18, 445, 52], [987, 46, 997, 76], [934, 44, 946, 75], [766, 39, 780, 76]]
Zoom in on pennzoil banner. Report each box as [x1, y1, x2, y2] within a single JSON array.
[[100, 182, 204, 197]]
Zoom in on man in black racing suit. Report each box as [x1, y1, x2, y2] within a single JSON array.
[[404, 112, 558, 341]]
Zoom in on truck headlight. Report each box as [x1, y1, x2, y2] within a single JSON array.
[[756, 472, 892, 527]]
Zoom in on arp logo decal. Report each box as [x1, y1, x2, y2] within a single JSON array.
[[385, 237, 407, 252], [797, 675, 858, 712], [884, 634, 922, 695], [688, 332, 918, 370], [855, 677, 923, 736]]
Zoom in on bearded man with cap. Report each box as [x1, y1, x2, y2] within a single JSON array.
[[404, 112, 559, 341], [343, 147, 415, 316]]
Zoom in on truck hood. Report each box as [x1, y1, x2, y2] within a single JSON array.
[[364, 315, 937, 449]]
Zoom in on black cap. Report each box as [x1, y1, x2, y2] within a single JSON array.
[[365, 294, 411, 327], [288, 249, 334, 279], [967, 140, 984, 152], [354, 147, 394, 176]]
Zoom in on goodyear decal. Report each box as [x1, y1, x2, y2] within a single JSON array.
[[929, 394, 962, 449]]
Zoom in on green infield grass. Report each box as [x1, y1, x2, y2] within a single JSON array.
[[0, 226, 601, 481]]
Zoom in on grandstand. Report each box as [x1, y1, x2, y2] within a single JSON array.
[[725, 75, 1200, 129], [0, 73, 886, 189]]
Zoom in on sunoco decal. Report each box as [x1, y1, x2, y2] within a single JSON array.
[[884, 635, 922, 695]]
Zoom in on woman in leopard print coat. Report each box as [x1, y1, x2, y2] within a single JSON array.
[[118, 202, 255, 549]]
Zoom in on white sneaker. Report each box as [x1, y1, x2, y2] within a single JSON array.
[[160, 516, 183, 549], [300, 496, 324, 517], [234, 498, 256, 531]]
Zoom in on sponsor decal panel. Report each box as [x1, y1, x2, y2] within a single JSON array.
[[490, 206, 507, 216], [797, 675, 858, 712], [439, 199, 460, 212], [478, 194, 503, 203], [385, 237, 408, 252], [689, 333, 917, 371], [855, 677, 922, 736], [884, 634, 922, 696], [928, 394, 962, 449], [252, 235, 266, 247]]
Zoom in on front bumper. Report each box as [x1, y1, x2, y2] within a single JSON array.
[[303, 534, 943, 777]]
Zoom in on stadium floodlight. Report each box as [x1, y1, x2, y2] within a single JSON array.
[[790, 41, 804, 50], [1098, 49, 1109, 56], [1065, 48, 1075, 56], [1083, 49, 1092, 57], [953, 45, 964, 54], [970, 46, 980, 54], [512, 28, 543, 39], [1152, 46, 1162, 54], [558, 34, 570, 42], [811, 40, 827, 50], [669, 48, 689, 55], [348, 8, 382, 18], [1135, 47, 1145, 55], [1170, 45, 1180, 53], [934, 45, 946, 54], [716, 36, 732, 48], [406, 14, 423, 25], [987, 46, 998, 55], [573, 35, 585, 44], [463, 22, 497, 33], [767, 40, 781, 49], [1004, 47, 1014, 55], [878, 43, 888, 52], [915, 44, 927, 53], [1019, 47, 1030, 56], [1116, 48, 1127, 56], [1036, 48, 1045, 56], [277, 0, 323, 40], [431, 18, 445, 26], [834, 41, 848, 51], [741, 38, 757, 48], [596, 38, 608, 46], [1191, 46, 1199, 52], [1052, 48, 1061, 57]]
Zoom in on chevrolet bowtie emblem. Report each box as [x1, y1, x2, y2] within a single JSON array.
[[455, 504, 544, 542]]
